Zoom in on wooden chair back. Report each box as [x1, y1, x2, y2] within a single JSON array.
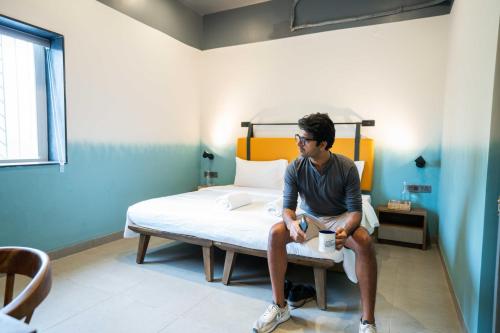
[[0, 247, 52, 323]]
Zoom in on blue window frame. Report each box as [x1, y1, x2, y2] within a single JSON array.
[[0, 14, 67, 168]]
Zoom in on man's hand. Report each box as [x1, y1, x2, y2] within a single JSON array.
[[289, 220, 307, 243], [335, 227, 348, 249]]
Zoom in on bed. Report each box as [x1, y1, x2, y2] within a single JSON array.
[[125, 122, 377, 310]]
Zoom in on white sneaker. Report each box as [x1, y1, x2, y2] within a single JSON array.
[[253, 303, 290, 333], [359, 320, 377, 333]]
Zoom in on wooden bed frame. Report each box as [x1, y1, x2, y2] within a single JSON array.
[[129, 122, 375, 310], [128, 221, 336, 309], [127, 223, 215, 282]]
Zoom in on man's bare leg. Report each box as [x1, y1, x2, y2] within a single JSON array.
[[345, 227, 377, 323], [267, 222, 292, 307]]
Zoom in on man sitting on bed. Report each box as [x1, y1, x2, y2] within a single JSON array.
[[253, 113, 378, 333]]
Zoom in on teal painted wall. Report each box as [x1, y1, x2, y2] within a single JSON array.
[[478, 26, 500, 333], [371, 146, 441, 237], [438, 145, 488, 333], [201, 143, 442, 237], [0, 143, 200, 252], [479, 139, 500, 333]]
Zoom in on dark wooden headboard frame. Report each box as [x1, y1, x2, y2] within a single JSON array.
[[241, 120, 375, 161]]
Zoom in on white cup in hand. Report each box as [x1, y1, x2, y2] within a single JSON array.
[[318, 230, 336, 253]]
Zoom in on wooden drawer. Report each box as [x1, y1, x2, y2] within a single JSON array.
[[378, 224, 424, 245]]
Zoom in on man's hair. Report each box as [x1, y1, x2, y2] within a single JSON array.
[[298, 113, 336, 150]]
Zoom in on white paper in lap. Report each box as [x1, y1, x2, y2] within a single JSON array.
[[124, 185, 378, 262]]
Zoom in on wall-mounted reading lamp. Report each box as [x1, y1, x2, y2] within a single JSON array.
[[415, 155, 426, 168], [202, 150, 216, 185], [202, 150, 214, 160]]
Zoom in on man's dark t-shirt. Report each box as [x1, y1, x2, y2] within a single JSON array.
[[283, 152, 362, 217]]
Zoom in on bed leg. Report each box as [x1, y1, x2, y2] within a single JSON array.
[[136, 234, 150, 264], [202, 246, 214, 282], [313, 267, 327, 310], [222, 250, 237, 285]]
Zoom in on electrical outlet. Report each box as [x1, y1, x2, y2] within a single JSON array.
[[407, 184, 432, 193], [204, 171, 218, 178]]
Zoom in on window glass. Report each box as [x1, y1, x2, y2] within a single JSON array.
[[0, 34, 48, 162]]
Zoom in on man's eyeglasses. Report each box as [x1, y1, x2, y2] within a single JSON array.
[[295, 134, 316, 145]]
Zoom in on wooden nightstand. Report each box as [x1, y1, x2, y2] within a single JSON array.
[[376, 205, 428, 250]]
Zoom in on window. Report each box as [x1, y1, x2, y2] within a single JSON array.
[[0, 15, 66, 167]]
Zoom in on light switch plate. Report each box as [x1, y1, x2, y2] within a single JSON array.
[[407, 184, 432, 193]]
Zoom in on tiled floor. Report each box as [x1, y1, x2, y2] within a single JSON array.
[[1, 238, 462, 332]]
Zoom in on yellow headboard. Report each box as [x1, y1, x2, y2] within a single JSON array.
[[236, 138, 374, 191]]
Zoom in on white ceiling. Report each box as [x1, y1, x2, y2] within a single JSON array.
[[178, 0, 271, 15]]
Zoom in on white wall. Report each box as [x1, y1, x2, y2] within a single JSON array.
[[1, 0, 202, 145], [201, 15, 448, 152]]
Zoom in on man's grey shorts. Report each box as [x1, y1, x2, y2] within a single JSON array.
[[297, 212, 350, 241]]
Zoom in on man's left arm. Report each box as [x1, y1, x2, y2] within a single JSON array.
[[336, 211, 362, 249], [336, 163, 363, 249]]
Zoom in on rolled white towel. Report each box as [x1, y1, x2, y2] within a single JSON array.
[[215, 192, 252, 210], [265, 197, 305, 217], [265, 197, 283, 217]]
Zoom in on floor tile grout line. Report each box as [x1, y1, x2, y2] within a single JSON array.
[[15, 240, 178, 331], [42, 274, 172, 332], [39, 260, 142, 331], [41, 292, 116, 331], [155, 287, 219, 332], [58, 273, 139, 295]]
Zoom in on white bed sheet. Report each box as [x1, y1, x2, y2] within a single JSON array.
[[124, 185, 378, 261]]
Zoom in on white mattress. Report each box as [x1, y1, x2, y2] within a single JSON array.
[[125, 185, 378, 261]]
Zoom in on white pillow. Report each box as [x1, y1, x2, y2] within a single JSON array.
[[354, 161, 365, 181], [234, 157, 288, 190]]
